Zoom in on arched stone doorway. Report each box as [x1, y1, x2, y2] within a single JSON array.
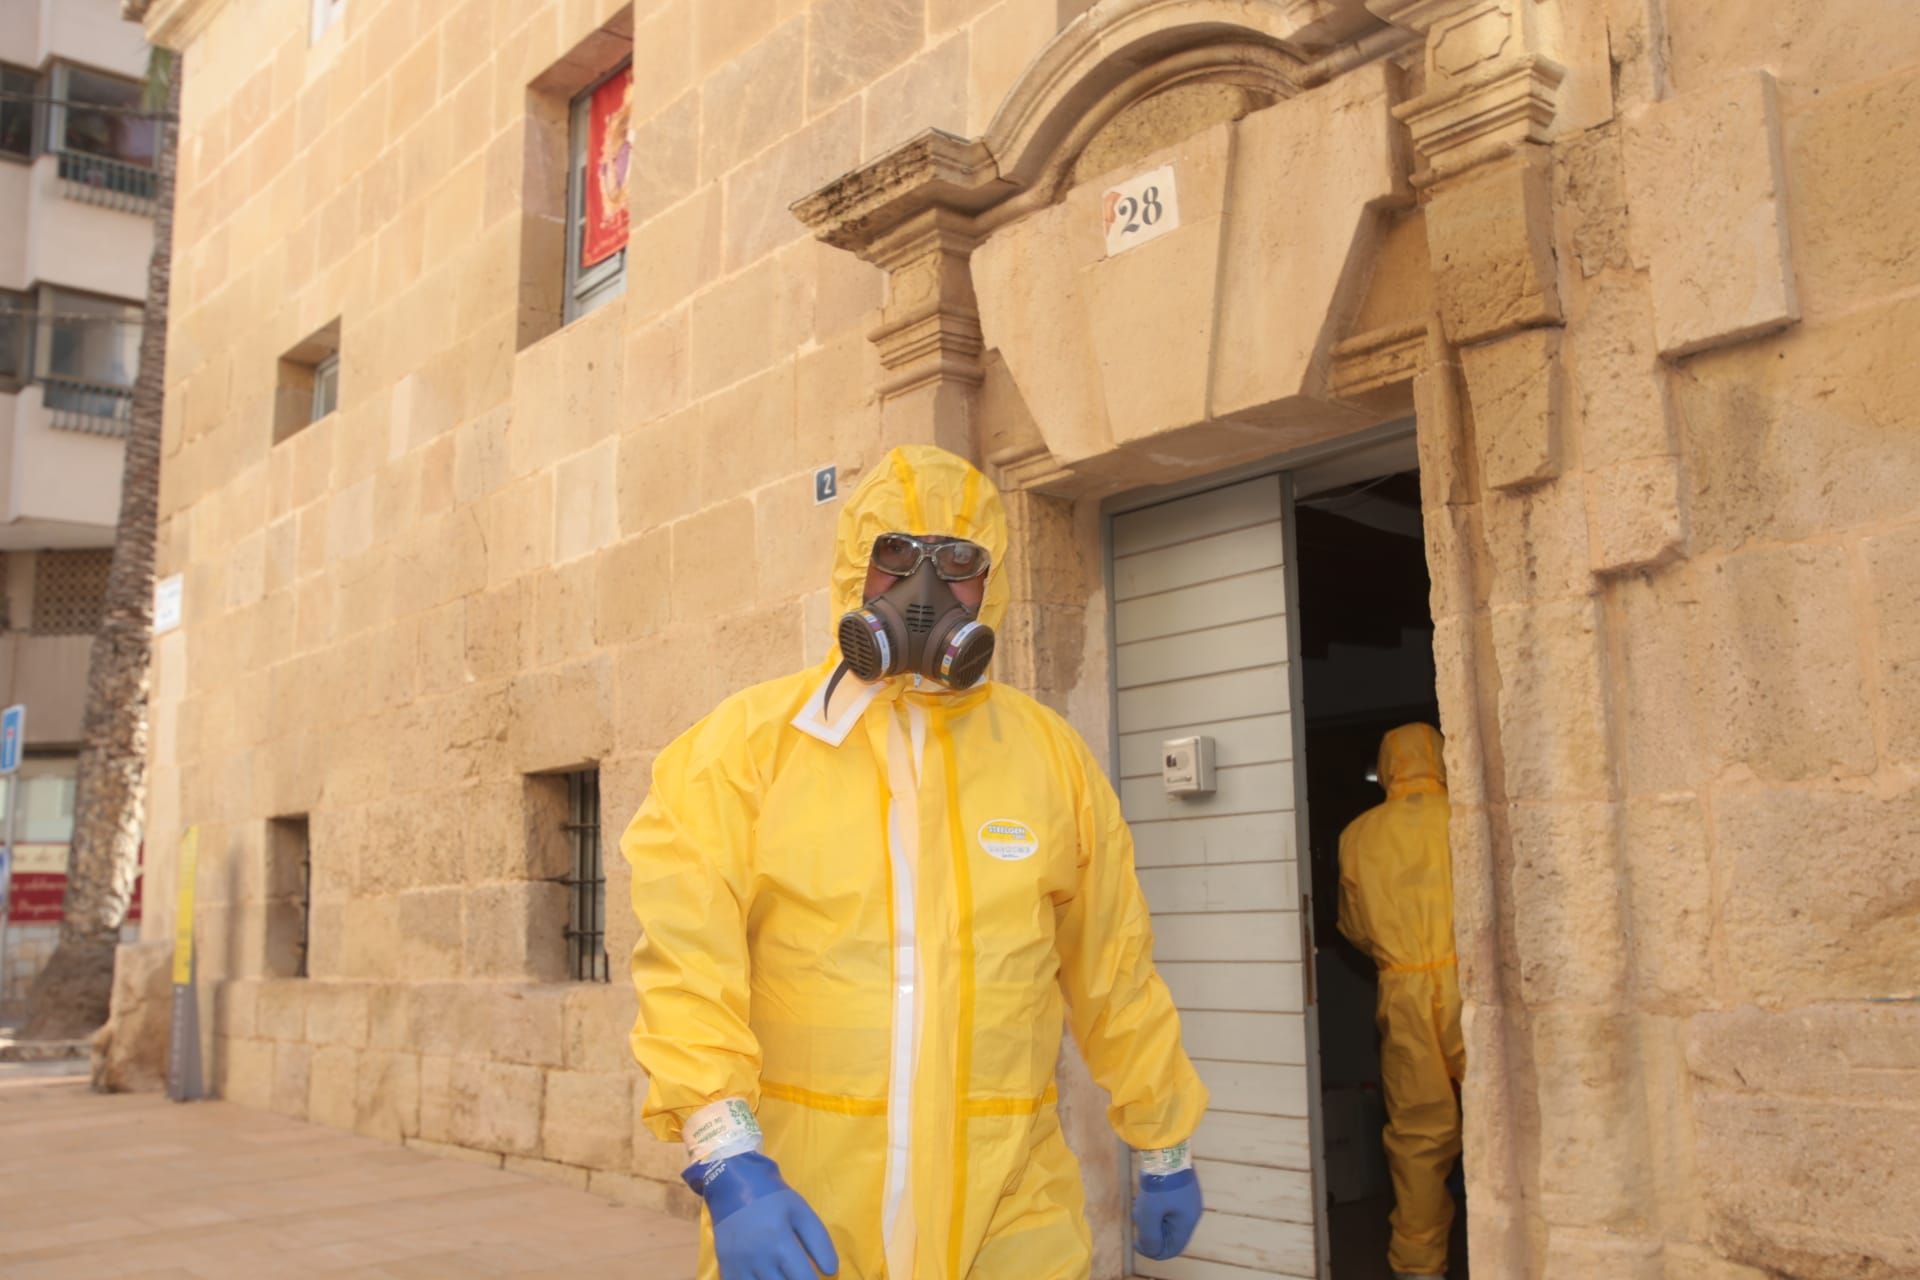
[[796, 1, 1641, 1275]]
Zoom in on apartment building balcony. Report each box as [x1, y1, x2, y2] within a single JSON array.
[[0, 380, 125, 549], [54, 147, 157, 215]]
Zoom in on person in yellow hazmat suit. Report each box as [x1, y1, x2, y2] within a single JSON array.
[[1337, 723, 1467, 1280], [621, 445, 1209, 1280]]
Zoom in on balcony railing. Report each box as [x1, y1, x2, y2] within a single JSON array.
[[43, 374, 134, 437], [55, 149, 157, 215]]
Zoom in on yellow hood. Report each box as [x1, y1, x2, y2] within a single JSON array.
[[1378, 722, 1446, 797], [831, 445, 1010, 633]]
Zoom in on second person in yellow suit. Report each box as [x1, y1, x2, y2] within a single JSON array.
[[622, 445, 1209, 1279], [1337, 723, 1466, 1280]]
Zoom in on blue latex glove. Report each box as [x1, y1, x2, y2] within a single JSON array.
[[684, 1152, 839, 1280], [1133, 1167, 1204, 1261]]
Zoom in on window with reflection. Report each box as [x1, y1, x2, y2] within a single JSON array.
[[51, 64, 155, 168], [38, 287, 141, 424], [0, 64, 34, 158], [0, 290, 28, 384]]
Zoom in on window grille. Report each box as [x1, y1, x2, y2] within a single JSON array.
[[56, 148, 157, 212], [32, 549, 111, 634], [563, 769, 607, 982], [297, 853, 311, 978], [267, 816, 312, 979]]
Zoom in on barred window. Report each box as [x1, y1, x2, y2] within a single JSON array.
[[32, 549, 111, 634], [563, 769, 607, 982], [275, 318, 341, 444]]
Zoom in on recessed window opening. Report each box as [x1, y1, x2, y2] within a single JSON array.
[[275, 318, 341, 444], [265, 816, 312, 979], [518, 13, 633, 349], [564, 61, 631, 324], [560, 768, 607, 982]]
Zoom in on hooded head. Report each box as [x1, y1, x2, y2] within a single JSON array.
[[829, 445, 1010, 682], [1378, 722, 1446, 798]]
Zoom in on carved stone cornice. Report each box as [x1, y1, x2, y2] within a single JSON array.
[[986, 442, 1073, 494], [1330, 320, 1429, 397], [1394, 52, 1565, 181], [142, 0, 230, 48], [1367, 0, 1568, 180], [790, 131, 1011, 259]]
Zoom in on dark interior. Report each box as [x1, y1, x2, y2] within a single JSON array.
[[1293, 467, 1467, 1279]]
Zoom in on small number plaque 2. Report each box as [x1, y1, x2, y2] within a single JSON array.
[[1102, 164, 1180, 258]]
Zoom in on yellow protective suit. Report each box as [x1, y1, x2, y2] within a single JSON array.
[[1336, 723, 1466, 1278], [622, 445, 1207, 1280]]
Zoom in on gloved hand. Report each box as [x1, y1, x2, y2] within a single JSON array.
[[1133, 1166, 1204, 1260], [684, 1151, 839, 1279]]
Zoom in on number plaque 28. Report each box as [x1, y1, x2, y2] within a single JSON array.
[[1113, 187, 1166, 234], [1102, 164, 1181, 257]]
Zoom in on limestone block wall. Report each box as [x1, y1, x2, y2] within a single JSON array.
[[137, 0, 1104, 1208], [1400, 2, 1920, 1275], [135, 0, 1920, 1272]]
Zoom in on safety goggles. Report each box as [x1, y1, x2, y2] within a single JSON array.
[[869, 532, 992, 581]]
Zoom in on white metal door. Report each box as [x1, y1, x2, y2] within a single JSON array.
[[1112, 474, 1318, 1279]]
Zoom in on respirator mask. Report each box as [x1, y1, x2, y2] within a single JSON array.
[[826, 533, 996, 705]]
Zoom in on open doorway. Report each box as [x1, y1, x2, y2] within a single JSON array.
[[1291, 447, 1467, 1280]]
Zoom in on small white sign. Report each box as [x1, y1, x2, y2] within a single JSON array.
[[10, 843, 69, 874], [153, 574, 184, 635], [1102, 164, 1180, 258]]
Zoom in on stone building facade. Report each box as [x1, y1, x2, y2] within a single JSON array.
[[132, 0, 1919, 1275]]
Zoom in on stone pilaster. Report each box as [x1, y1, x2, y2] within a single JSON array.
[[863, 210, 985, 457], [1378, 3, 1672, 1273], [791, 131, 1007, 457], [1373, 0, 1569, 181]]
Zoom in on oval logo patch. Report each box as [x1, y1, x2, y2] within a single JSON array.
[[978, 818, 1039, 862]]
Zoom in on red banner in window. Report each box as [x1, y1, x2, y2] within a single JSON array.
[[582, 67, 633, 270], [3, 842, 143, 923]]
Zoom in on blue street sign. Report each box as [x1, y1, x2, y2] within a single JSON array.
[[814, 465, 838, 505], [0, 705, 23, 775]]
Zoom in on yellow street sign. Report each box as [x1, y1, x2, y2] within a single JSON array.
[[171, 825, 198, 986]]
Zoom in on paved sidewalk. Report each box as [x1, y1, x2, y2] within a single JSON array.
[[0, 1073, 699, 1278]]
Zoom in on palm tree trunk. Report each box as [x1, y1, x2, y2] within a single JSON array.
[[21, 52, 179, 1041]]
